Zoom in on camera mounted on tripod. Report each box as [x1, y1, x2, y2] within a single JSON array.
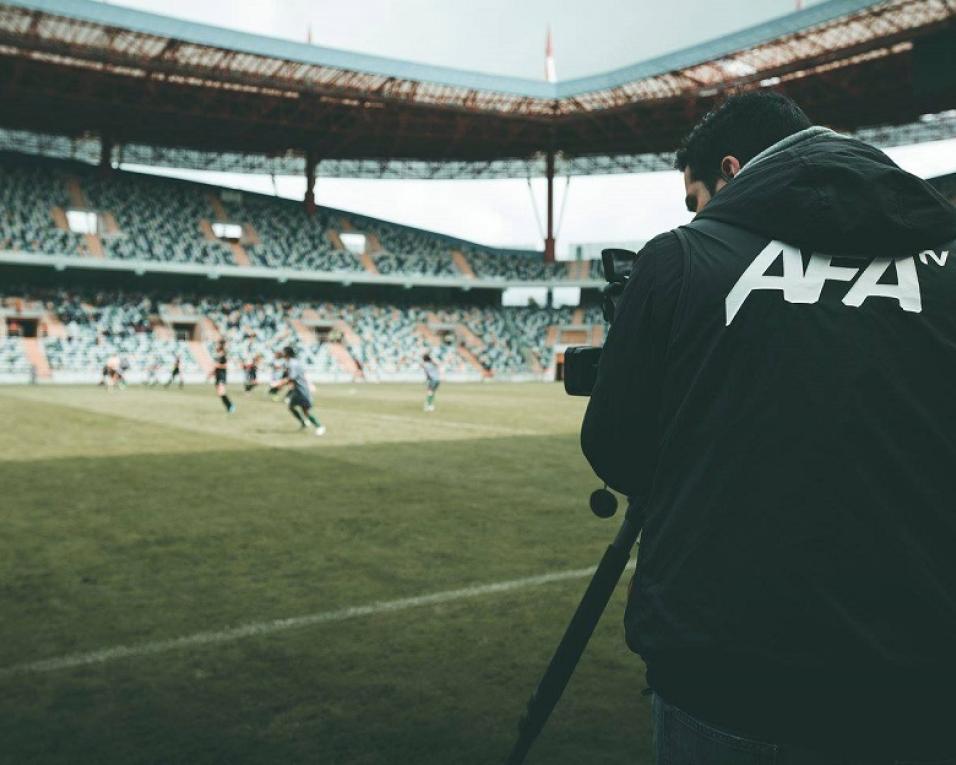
[[563, 247, 641, 397]]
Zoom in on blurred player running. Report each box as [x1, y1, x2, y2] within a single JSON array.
[[269, 349, 288, 402], [210, 340, 235, 413], [422, 353, 440, 412], [164, 353, 184, 389], [243, 354, 261, 393], [103, 354, 121, 392], [271, 346, 325, 435]]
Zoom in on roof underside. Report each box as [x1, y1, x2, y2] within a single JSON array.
[[0, 0, 954, 178]]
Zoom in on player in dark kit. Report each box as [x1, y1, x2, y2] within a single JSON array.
[[164, 353, 184, 388], [210, 341, 235, 413], [271, 346, 325, 435], [243, 354, 261, 393]]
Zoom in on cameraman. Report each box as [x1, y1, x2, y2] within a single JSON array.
[[581, 93, 956, 763]]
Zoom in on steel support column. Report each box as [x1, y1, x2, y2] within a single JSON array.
[[99, 132, 113, 174], [304, 149, 318, 215], [544, 149, 556, 263]]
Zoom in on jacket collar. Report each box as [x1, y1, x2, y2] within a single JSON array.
[[737, 126, 840, 178]]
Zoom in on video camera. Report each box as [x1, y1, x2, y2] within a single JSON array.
[[563, 247, 641, 396]]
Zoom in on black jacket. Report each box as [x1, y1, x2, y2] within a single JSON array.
[[582, 128, 956, 757]]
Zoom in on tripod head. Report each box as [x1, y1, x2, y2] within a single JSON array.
[[589, 486, 618, 518]]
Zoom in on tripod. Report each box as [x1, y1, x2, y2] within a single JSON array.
[[505, 496, 644, 765]]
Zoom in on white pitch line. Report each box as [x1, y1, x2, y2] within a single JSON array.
[[0, 561, 636, 678]]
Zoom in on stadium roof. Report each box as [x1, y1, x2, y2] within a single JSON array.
[[0, 0, 955, 178]]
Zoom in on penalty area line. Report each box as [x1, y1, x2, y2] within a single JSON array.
[[0, 560, 636, 678]]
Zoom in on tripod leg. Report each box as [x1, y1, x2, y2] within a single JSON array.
[[505, 499, 643, 765]]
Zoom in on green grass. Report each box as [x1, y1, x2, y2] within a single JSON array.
[[0, 383, 652, 765]]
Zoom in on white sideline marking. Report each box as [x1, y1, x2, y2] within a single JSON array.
[[0, 561, 636, 678]]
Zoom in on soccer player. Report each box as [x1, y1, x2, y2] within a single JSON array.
[[422, 353, 440, 412], [269, 349, 287, 402], [165, 353, 184, 389], [103, 354, 120, 392], [210, 341, 235, 413], [271, 346, 325, 435], [117, 355, 130, 389], [243, 354, 260, 393]]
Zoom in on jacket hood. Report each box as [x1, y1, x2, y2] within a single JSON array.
[[695, 127, 956, 257]]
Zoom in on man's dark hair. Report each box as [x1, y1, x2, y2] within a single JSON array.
[[283, 345, 297, 358], [674, 92, 811, 193]]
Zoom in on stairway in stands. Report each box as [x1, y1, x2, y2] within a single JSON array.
[[187, 341, 214, 376], [204, 192, 251, 266], [65, 176, 105, 259], [20, 338, 50, 379]]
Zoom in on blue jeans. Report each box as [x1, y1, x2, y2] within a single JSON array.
[[652, 693, 955, 765]]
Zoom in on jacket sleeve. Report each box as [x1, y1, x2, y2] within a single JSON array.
[[580, 232, 684, 499]]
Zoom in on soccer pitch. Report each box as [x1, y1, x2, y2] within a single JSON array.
[[0, 383, 652, 765]]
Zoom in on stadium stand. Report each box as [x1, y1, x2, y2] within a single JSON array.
[[25, 289, 199, 379], [0, 152, 591, 283], [0, 155, 84, 257], [463, 245, 567, 281], [217, 193, 365, 274], [0, 150, 609, 384], [83, 172, 236, 267], [0, 286, 604, 382], [0, 337, 31, 375]]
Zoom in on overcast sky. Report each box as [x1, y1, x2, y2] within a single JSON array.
[[107, 0, 825, 81], [108, 0, 956, 256]]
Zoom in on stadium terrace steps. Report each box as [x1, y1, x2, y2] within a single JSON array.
[[415, 324, 441, 344], [242, 224, 260, 245], [41, 312, 66, 339], [65, 176, 89, 209], [198, 219, 217, 242], [333, 320, 361, 347], [458, 344, 492, 378], [560, 328, 589, 345], [20, 337, 50, 379], [199, 317, 222, 342], [101, 212, 120, 235], [202, 195, 253, 264], [150, 321, 174, 340], [290, 319, 316, 345], [364, 233, 383, 254], [50, 206, 69, 231], [228, 242, 252, 267], [546, 325, 559, 346], [81, 233, 105, 259], [523, 347, 544, 375], [327, 343, 363, 378], [572, 307, 585, 324], [205, 192, 228, 223], [186, 340, 214, 376], [591, 324, 605, 345], [451, 249, 476, 279], [359, 252, 380, 275], [454, 323, 487, 351], [62, 176, 107, 258]]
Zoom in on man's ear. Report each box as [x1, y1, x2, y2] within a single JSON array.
[[720, 155, 741, 180]]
